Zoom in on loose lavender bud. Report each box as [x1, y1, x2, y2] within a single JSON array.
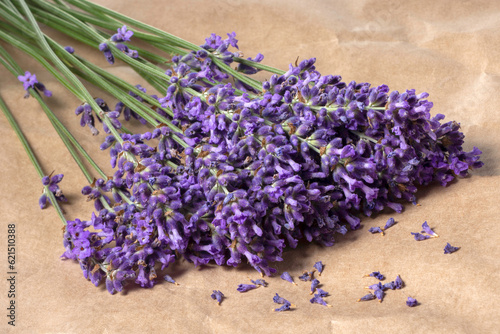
[[273, 293, 295, 310], [394, 275, 404, 289], [111, 25, 134, 42], [310, 294, 332, 307], [421, 221, 439, 237], [357, 293, 376, 302], [383, 281, 396, 290], [64, 46, 75, 54], [299, 271, 313, 282], [280, 272, 296, 286], [444, 243, 460, 254], [363, 271, 385, 280], [365, 282, 384, 291], [411, 232, 431, 241], [237, 284, 258, 292], [211, 290, 224, 305], [163, 275, 179, 285], [368, 226, 384, 235], [406, 297, 418, 307], [374, 288, 385, 303], [310, 278, 320, 295], [316, 288, 329, 297], [250, 278, 268, 287], [382, 218, 396, 230], [313, 261, 324, 276]]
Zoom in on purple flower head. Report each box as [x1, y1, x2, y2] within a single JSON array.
[[383, 218, 396, 230], [225, 32, 239, 49], [17, 71, 37, 91], [112, 25, 134, 42], [411, 232, 431, 241], [421, 221, 439, 237], [313, 261, 324, 276], [237, 284, 258, 292], [211, 290, 224, 305], [280, 271, 296, 285], [444, 243, 460, 254], [310, 294, 332, 307], [406, 297, 418, 307], [357, 293, 376, 302]]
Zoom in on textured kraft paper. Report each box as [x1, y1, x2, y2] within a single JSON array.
[[1, 0, 499, 333]]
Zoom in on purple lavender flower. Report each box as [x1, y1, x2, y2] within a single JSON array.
[[163, 275, 179, 285], [313, 261, 324, 276], [394, 275, 404, 289], [273, 293, 294, 311], [64, 46, 75, 54], [17, 71, 37, 90], [299, 271, 313, 282], [237, 284, 258, 292], [112, 25, 134, 42], [310, 294, 332, 307], [280, 272, 296, 285], [444, 243, 460, 254], [310, 278, 320, 295], [250, 278, 268, 287], [363, 271, 385, 280], [421, 221, 439, 237], [406, 297, 418, 307], [374, 288, 385, 303], [411, 232, 431, 241], [39, 173, 67, 209], [211, 290, 224, 305], [368, 226, 384, 235], [316, 288, 329, 297], [357, 293, 376, 302], [382, 218, 396, 230]]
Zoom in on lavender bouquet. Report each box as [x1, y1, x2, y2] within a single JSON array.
[[0, 0, 482, 294]]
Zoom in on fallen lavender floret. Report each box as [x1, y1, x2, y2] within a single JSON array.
[[357, 293, 376, 302], [310, 294, 332, 307], [64, 46, 74, 54], [273, 293, 295, 311], [406, 297, 418, 307], [274, 303, 291, 312], [444, 243, 460, 254], [421, 221, 439, 237], [365, 282, 384, 291], [313, 261, 324, 276], [280, 272, 296, 285], [211, 290, 224, 305], [368, 227, 384, 235], [316, 288, 329, 297], [17, 71, 52, 97], [163, 275, 179, 285], [411, 232, 431, 241], [394, 275, 404, 289], [364, 271, 385, 280], [310, 278, 320, 295], [382, 218, 397, 230], [250, 278, 268, 287], [299, 271, 314, 282], [374, 288, 385, 303], [383, 281, 396, 290], [237, 284, 258, 292]]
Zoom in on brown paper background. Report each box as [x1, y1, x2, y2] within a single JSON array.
[[1, 1, 499, 333]]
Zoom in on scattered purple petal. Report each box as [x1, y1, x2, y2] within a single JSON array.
[[444, 243, 460, 254], [383, 218, 396, 230], [310, 278, 320, 294], [250, 278, 268, 287], [357, 293, 376, 302], [237, 284, 258, 292], [211, 290, 224, 305], [280, 272, 296, 285], [310, 293, 332, 307], [313, 261, 324, 276], [421, 221, 439, 237], [411, 232, 431, 241], [406, 297, 418, 307]]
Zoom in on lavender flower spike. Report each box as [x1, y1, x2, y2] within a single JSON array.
[[406, 297, 418, 307], [444, 243, 460, 254], [237, 284, 258, 292], [211, 290, 224, 305], [357, 293, 376, 302], [280, 272, 296, 285], [421, 221, 439, 237], [313, 261, 324, 276]]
